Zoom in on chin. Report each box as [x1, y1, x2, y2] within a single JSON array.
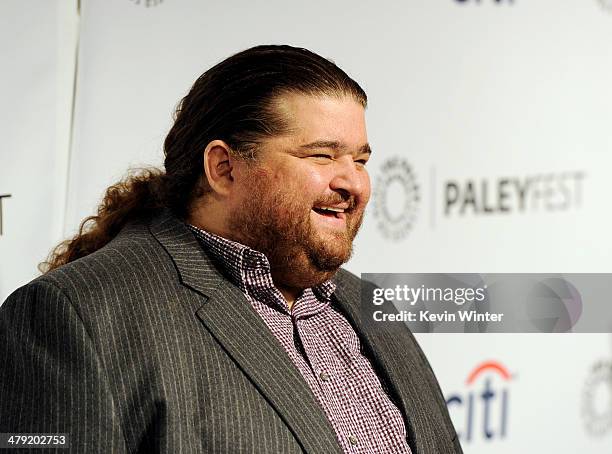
[[308, 244, 353, 273], [299, 268, 339, 290]]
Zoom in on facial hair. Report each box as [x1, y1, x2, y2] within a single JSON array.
[[228, 174, 364, 289]]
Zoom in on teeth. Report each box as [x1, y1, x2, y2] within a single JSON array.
[[319, 206, 345, 213]]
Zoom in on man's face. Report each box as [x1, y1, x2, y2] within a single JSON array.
[[228, 93, 371, 290]]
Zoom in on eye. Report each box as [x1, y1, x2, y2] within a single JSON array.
[[355, 158, 369, 166], [309, 154, 334, 163]]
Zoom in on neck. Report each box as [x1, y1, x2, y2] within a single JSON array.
[[272, 267, 336, 311], [276, 284, 302, 310], [187, 200, 232, 239]]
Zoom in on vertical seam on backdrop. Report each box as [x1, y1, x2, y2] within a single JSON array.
[[62, 1, 81, 236]]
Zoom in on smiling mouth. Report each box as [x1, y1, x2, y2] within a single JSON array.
[[312, 207, 348, 223], [313, 207, 344, 217]]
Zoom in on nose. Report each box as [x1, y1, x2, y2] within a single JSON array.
[[329, 155, 370, 202]]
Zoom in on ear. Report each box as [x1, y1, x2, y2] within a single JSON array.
[[203, 140, 235, 196]]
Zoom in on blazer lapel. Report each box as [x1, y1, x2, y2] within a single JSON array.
[[149, 211, 342, 454]]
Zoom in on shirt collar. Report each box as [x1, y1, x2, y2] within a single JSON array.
[[186, 224, 336, 305]]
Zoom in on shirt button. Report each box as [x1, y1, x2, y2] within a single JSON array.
[[319, 371, 330, 382], [348, 435, 358, 446]]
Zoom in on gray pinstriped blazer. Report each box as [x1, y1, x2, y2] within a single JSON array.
[[0, 210, 462, 453]]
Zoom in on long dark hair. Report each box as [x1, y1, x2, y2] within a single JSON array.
[[41, 44, 367, 272]]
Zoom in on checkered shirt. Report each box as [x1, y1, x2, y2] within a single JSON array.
[[188, 225, 412, 453]]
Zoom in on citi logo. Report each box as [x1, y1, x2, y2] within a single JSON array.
[[446, 360, 514, 443]]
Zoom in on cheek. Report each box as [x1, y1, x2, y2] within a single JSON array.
[[304, 168, 330, 190], [230, 166, 270, 206], [279, 165, 329, 198]]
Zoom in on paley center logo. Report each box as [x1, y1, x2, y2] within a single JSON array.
[[372, 157, 419, 241], [446, 360, 514, 443]]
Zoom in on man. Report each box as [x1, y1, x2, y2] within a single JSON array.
[[0, 45, 461, 453]]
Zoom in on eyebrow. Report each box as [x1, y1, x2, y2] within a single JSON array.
[[298, 140, 372, 155]]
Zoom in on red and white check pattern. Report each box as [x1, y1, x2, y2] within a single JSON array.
[[189, 225, 411, 453]]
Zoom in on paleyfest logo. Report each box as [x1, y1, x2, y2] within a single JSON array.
[[446, 360, 514, 443], [372, 157, 419, 241], [372, 157, 585, 241], [443, 172, 585, 217]]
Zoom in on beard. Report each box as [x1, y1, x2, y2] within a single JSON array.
[[228, 175, 365, 290]]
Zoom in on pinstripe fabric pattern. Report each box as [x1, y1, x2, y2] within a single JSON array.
[[0, 210, 462, 454]]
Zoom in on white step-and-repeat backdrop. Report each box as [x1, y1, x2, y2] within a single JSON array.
[[2, 1, 612, 452], [0, 0, 76, 301]]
